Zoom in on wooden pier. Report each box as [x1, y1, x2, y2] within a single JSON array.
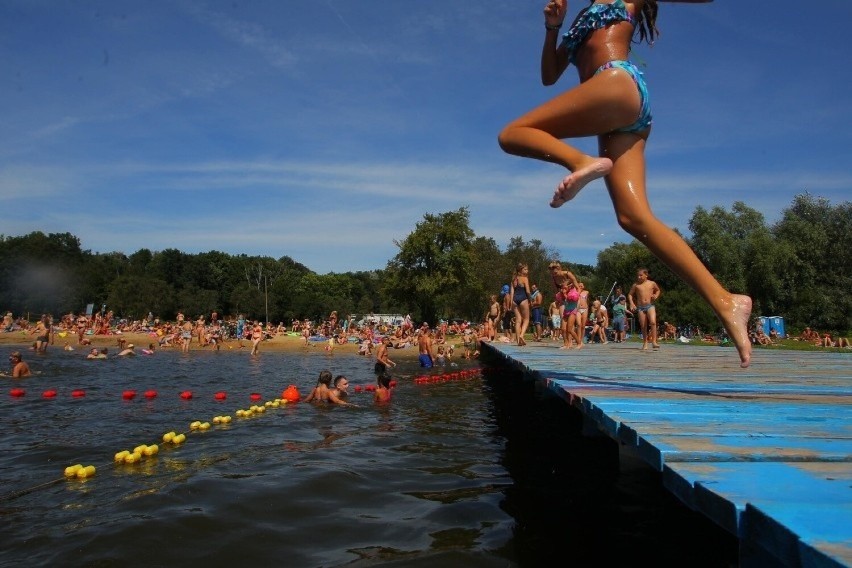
[[480, 340, 852, 567]]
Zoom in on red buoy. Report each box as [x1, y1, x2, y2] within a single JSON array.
[[42, 390, 57, 398], [122, 390, 137, 400], [214, 391, 227, 400], [71, 389, 85, 398], [354, 386, 362, 393], [250, 393, 262, 401], [144, 390, 158, 399], [10, 388, 25, 397], [180, 391, 193, 400], [281, 385, 300, 402], [389, 380, 398, 388]]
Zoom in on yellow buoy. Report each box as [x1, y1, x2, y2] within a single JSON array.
[[64, 464, 83, 478], [172, 433, 186, 444], [124, 452, 141, 464], [143, 445, 159, 456], [114, 450, 130, 462], [76, 465, 96, 479], [199, 422, 210, 430], [163, 431, 175, 443], [190, 421, 202, 430]]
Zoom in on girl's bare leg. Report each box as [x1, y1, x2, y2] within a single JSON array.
[[498, 69, 641, 206], [600, 132, 753, 367], [568, 314, 583, 349], [515, 303, 530, 345]]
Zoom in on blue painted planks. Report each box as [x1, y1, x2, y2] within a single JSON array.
[[482, 341, 852, 567]]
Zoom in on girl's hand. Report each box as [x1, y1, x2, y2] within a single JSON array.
[[544, 0, 566, 26]]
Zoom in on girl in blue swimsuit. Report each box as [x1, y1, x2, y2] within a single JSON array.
[[498, 0, 754, 368], [511, 263, 532, 346]]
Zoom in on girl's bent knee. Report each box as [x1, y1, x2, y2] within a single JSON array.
[[616, 211, 658, 237]]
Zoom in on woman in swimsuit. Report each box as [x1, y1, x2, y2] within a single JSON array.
[[511, 263, 532, 346], [498, 0, 753, 367], [553, 270, 582, 349]]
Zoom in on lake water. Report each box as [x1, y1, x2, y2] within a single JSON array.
[[1, 349, 737, 566]]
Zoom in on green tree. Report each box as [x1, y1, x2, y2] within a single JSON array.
[[688, 201, 777, 314], [0, 232, 86, 316], [383, 208, 476, 323], [773, 194, 851, 332], [107, 275, 174, 319]]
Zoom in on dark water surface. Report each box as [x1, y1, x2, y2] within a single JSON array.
[[1, 349, 737, 566]]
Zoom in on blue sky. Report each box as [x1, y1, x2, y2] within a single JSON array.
[[2, 1, 850, 274]]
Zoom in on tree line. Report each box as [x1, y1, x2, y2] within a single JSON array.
[[0, 193, 848, 335]]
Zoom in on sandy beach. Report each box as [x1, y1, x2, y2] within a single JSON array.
[[0, 329, 449, 360]]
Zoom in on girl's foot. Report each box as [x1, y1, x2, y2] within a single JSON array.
[[550, 158, 613, 208], [724, 294, 753, 368]]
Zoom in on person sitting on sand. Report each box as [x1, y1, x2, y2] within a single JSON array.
[[799, 327, 819, 342], [755, 328, 772, 346]]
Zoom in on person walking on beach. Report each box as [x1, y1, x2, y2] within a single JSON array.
[[32, 315, 50, 353], [250, 321, 263, 356], [628, 268, 661, 350], [497, 0, 752, 367], [181, 319, 193, 353]]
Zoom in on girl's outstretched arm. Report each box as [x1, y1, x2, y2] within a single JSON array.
[[541, 0, 570, 85]]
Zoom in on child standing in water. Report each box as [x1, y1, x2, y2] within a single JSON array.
[[498, 0, 752, 366]]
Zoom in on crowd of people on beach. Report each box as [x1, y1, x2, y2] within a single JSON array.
[[3, 266, 850, 379]]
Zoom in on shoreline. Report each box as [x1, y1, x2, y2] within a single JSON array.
[[0, 330, 448, 359]]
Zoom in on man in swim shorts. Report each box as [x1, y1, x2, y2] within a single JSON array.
[[418, 328, 435, 368], [628, 268, 661, 350]]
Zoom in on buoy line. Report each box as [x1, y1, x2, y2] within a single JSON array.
[[0, 391, 302, 503]]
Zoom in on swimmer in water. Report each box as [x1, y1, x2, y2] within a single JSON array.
[[304, 370, 332, 403], [374, 374, 392, 403]]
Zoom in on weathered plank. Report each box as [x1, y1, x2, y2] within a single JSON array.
[[482, 341, 852, 567]]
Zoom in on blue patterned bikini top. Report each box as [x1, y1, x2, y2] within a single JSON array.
[[560, 0, 635, 61]]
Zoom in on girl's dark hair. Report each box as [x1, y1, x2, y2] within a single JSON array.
[[317, 370, 333, 386], [377, 374, 391, 389], [635, 0, 659, 46]]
